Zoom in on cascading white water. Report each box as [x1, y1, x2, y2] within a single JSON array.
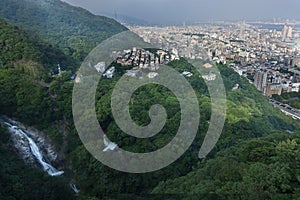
[[4, 122, 64, 176]]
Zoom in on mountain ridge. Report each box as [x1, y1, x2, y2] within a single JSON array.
[[0, 0, 127, 62]]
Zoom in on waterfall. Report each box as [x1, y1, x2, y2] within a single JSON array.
[[4, 122, 64, 176], [2, 118, 80, 193]]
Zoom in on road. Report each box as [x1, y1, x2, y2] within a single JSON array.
[[269, 99, 300, 120]]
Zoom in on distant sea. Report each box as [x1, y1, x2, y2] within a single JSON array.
[[251, 23, 300, 31]]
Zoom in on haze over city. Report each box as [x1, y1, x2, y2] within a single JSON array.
[[63, 0, 300, 24]]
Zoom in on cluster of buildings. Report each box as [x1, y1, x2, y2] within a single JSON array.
[[114, 48, 177, 79], [114, 48, 176, 69], [88, 48, 177, 80], [253, 69, 300, 96], [130, 22, 300, 96]]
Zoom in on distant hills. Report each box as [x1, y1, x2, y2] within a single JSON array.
[[0, 0, 127, 62], [100, 12, 150, 25]]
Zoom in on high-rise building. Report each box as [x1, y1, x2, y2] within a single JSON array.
[[254, 71, 268, 92], [265, 83, 282, 97], [282, 25, 288, 41], [282, 25, 293, 41], [287, 26, 293, 38]]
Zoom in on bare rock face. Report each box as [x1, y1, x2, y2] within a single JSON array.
[[11, 132, 36, 164]]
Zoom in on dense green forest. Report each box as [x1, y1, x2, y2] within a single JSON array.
[[0, 19, 76, 129], [1, 0, 300, 199], [1, 26, 300, 198], [0, 19, 76, 79], [67, 59, 300, 199], [152, 135, 300, 199], [0, 0, 127, 62]]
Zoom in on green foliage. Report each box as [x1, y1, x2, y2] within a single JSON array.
[[0, 69, 60, 128], [0, 125, 74, 200], [0, 0, 127, 62], [1, 3, 300, 197], [218, 64, 298, 131], [69, 61, 300, 199], [152, 135, 300, 199], [0, 19, 75, 76], [2, 52, 300, 199]]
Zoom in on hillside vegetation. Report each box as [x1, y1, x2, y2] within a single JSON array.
[[0, 0, 127, 62], [1, 1, 300, 199]]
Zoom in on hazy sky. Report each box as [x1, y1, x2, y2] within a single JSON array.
[[63, 0, 300, 24]]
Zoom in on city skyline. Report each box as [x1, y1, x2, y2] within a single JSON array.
[[63, 0, 300, 25]]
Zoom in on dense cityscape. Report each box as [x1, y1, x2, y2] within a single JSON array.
[[130, 22, 300, 97]]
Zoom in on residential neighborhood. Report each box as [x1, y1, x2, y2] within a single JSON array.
[[130, 22, 300, 96]]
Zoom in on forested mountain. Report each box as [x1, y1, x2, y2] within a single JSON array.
[[0, 0, 127, 199], [0, 0, 127, 198], [0, 19, 77, 199], [0, 18, 76, 128], [0, 19, 75, 77], [0, 0, 127, 62], [68, 59, 300, 199], [1, 0, 300, 199], [152, 135, 300, 199]]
